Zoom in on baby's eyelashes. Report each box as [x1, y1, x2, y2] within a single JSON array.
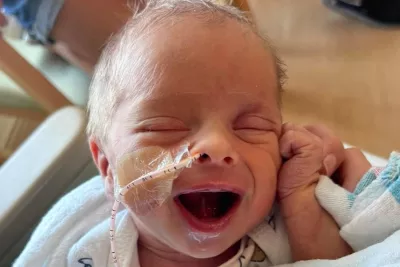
[[233, 115, 277, 132], [132, 117, 190, 133], [233, 115, 279, 144]]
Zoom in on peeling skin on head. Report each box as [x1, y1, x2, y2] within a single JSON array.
[[115, 144, 190, 215]]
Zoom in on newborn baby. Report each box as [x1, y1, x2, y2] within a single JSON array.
[[87, 0, 350, 264], [13, 1, 400, 267]]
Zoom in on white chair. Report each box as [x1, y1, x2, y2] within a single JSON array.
[[0, 106, 98, 266], [0, 36, 90, 163]]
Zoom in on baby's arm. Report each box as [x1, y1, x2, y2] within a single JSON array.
[[278, 123, 353, 261], [280, 183, 352, 261]]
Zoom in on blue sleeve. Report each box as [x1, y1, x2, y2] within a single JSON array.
[[2, 0, 40, 30], [3, 0, 27, 13]]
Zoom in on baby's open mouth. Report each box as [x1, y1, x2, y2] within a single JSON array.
[[174, 189, 241, 232]]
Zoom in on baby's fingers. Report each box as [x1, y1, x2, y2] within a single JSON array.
[[334, 148, 371, 192], [280, 123, 323, 159], [278, 123, 324, 199], [304, 124, 345, 176]]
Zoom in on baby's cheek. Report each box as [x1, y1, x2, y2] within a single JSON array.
[[267, 139, 281, 170], [250, 135, 281, 170], [254, 174, 276, 206], [249, 157, 278, 219], [242, 182, 276, 231]]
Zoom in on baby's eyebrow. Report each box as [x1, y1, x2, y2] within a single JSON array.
[[123, 90, 281, 118], [242, 102, 278, 115]]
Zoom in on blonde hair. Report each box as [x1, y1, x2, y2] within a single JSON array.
[[87, 0, 285, 145]]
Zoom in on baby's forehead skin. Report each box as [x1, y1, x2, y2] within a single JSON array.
[[128, 15, 279, 103], [109, 16, 282, 157]]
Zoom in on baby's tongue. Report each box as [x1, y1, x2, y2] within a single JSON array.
[[180, 192, 220, 219]]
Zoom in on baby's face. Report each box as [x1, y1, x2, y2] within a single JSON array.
[[107, 17, 282, 258]]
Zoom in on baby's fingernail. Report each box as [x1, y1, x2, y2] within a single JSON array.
[[323, 154, 337, 176]]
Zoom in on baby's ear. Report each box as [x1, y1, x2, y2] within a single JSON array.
[[89, 138, 115, 199], [104, 168, 115, 200], [89, 137, 110, 178]]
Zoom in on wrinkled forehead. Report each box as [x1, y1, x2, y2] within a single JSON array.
[[119, 15, 279, 105]]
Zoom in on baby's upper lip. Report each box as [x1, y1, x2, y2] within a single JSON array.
[[173, 183, 244, 197]]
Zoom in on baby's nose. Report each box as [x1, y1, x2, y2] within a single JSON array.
[[191, 132, 239, 167]]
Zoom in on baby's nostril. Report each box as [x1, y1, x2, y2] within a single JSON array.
[[200, 153, 209, 159], [224, 157, 233, 165], [197, 154, 234, 165], [198, 153, 210, 163]]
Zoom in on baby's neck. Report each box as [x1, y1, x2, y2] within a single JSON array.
[[137, 238, 240, 267]]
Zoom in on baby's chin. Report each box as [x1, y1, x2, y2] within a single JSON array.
[[134, 211, 241, 259], [170, 232, 240, 259]]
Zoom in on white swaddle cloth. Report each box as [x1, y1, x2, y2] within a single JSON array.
[[315, 152, 400, 252]]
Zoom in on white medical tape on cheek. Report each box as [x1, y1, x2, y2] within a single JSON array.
[[114, 143, 192, 215]]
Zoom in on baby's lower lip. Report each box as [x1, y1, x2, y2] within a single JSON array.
[[174, 190, 241, 233]]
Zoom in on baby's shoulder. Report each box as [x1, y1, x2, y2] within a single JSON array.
[[13, 176, 111, 266], [45, 176, 108, 221]]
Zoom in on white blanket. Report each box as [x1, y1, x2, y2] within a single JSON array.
[[13, 152, 400, 267]]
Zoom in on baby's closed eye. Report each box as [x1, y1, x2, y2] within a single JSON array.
[[234, 115, 277, 132], [130, 117, 190, 145], [233, 115, 279, 144], [133, 117, 190, 133]]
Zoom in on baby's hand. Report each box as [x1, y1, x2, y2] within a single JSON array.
[[277, 123, 352, 261], [277, 123, 327, 202]]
